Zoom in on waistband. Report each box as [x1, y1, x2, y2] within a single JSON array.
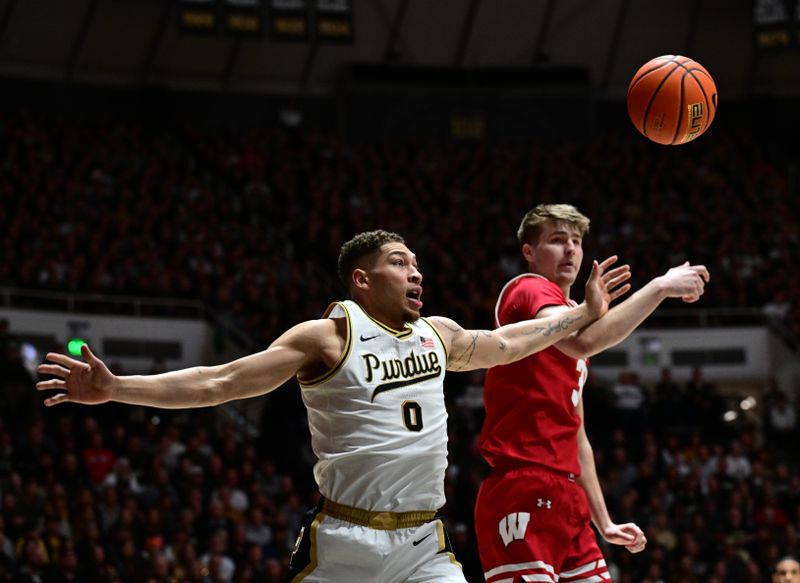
[[490, 460, 578, 482], [321, 499, 436, 530]]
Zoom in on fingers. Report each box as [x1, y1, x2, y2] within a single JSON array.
[[601, 262, 631, 303], [613, 524, 646, 553], [37, 364, 71, 378], [81, 344, 101, 365], [626, 541, 647, 553], [610, 284, 631, 301], [36, 379, 67, 391], [44, 394, 71, 407], [602, 264, 630, 280], [615, 531, 637, 543], [45, 352, 80, 369], [626, 533, 647, 553], [597, 255, 619, 271], [605, 269, 632, 288], [692, 265, 710, 282]]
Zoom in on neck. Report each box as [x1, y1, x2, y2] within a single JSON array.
[[352, 298, 408, 332], [527, 268, 572, 299]]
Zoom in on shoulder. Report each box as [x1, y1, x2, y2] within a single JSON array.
[[276, 317, 349, 379], [277, 318, 346, 352], [426, 316, 462, 334], [497, 275, 565, 323], [500, 275, 561, 304], [425, 316, 463, 345]]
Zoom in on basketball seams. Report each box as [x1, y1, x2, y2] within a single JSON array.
[[685, 69, 717, 115], [669, 72, 689, 145], [641, 63, 682, 139], [627, 55, 679, 97]]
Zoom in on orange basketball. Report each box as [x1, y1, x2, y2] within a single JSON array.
[[627, 55, 718, 145]]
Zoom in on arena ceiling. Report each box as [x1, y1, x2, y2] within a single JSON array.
[[0, 0, 797, 98]]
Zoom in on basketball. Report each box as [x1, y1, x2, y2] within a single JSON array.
[[627, 55, 718, 145]]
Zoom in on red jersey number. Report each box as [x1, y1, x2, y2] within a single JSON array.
[[571, 359, 588, 407]]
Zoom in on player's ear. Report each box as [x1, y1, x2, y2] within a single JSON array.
[[522, 243, 535, 264], [352, 268, 369, 290]]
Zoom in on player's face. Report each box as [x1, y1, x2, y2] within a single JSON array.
[[524, 221, 584, 290], [366, 243, 424, 324], [774, 560, 800, 583]]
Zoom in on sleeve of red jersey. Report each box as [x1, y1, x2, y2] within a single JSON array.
[[497, 277, 566, 326]]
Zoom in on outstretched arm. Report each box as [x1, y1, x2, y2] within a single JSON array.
[[576, 402, 646, 553], [36, 319, 333, 408], [551, 262, 710, 359], [429, 257, 630, 371]]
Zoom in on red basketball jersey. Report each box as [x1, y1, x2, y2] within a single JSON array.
[[480, 274, 588, 476]]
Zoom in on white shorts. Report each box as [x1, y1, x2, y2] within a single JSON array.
[[287, 502, 466, 583]]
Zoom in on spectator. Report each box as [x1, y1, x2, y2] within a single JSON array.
[[200, 530, 235, 583], [12, 539, 46, 583], [766, 391, 797, 454], [80, 432, 116, 487], [773, 555, 800, 583], [101, 457, 144, 498], [611, 371, 649, 437], [725, 441, 753, 483], [47, 546, 82, 583]]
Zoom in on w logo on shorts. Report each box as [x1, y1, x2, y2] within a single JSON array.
[[498, 512, 530, 547]]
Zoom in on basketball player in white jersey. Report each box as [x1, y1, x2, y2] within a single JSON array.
[[36, 230, 631, 583]]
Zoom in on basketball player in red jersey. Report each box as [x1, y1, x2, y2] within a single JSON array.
[[475, 204, 710, 583]]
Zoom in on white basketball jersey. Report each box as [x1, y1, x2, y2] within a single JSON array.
[[298, 300, 449, 513]]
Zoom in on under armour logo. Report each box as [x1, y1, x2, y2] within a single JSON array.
[[537, 499, 552, 509], [498, 512, 530, 547]]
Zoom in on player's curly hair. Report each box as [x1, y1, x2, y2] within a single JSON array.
[[517, 204, 590, 245], [337, 230, 405, 288]]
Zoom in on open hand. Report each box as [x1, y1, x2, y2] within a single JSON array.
[[36, 345, 115, 407], [584, 256, 632, 319]]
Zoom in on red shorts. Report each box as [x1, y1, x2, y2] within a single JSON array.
[[474, 465, 610, 583]]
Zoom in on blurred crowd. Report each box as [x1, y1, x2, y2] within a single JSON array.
[[1, 113, 798, 342], [1, 112, 800, 582], [1, 330, 799, 582]]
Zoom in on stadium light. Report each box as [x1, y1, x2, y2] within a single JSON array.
[[740, 396, 757, 411], [67, 338, 87, 356]]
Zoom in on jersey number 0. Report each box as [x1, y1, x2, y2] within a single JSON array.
[[402, 401, 423, 432]]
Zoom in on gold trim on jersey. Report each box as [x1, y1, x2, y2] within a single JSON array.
[[322, 499, 435, 530], [352, 300, 414, 339], [420, 317, 448, 361], [297, 302, 353, 388], [290, 512, 326, 582]]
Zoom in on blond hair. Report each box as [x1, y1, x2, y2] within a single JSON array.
[[517, 204, 590, 245]]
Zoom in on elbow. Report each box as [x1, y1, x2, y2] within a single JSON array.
[[203, 365, 231, 407], [561, 338, 592, 360], [567, 335, 607, 360], [498, 335, 523, 366]]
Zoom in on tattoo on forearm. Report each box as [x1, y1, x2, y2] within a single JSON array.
[[451, 331, 478, 370], [480, 330, 507, 352], [522, 315, 583, 337]]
